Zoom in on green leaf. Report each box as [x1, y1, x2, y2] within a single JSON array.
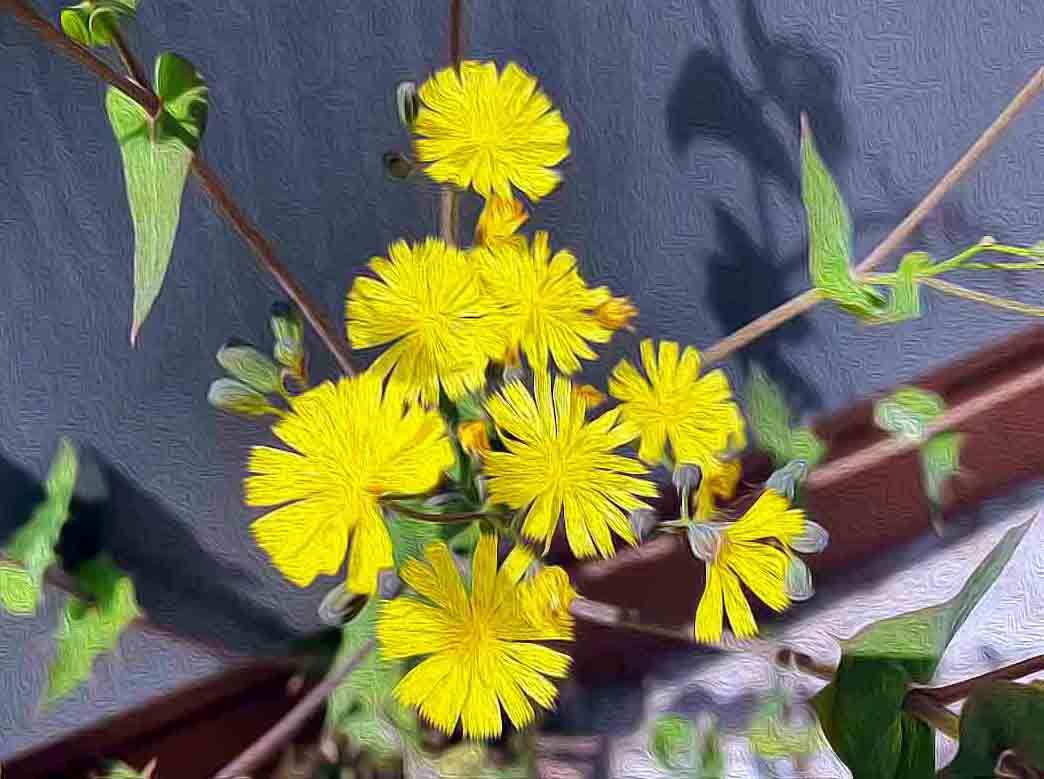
[[746, 366, 827, 468], [874, 387, 961, 529], [801, 116, 887, 318], [874, 387, 946, 442], [270, 302, 306, 378], [207, 378, 280, 417], [812, 517, 1033, 777], [651, 714, 698, 771], [0, 562, 38, 615], [747, 694, 825, 761], [326, 599, 409, 763], [217, 343, 282, 394], [60, 1, 136, 48], [99, 758, 157, 779], [941, 681, 1044, 778], [385, 511, 445, 570], [45, 555, 141, 706], [430, 743, 534, 779], [3, 439, 78, 615], [106, 53, 208, 343]]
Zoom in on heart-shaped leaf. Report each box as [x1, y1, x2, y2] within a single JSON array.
[[813, 516, 1034, 777], [106, 53, 208, 343], [801, 116, 887, 319]]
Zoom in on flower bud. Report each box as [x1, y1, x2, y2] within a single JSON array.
[[629, 508, 658, 542], [270, 302, 305, 378], [396, 80, 420, 128], [383, 150, 416, 180], [458, 420, 492, 458], [594, 296, 638, 331], [207, 378, 281, 418], [575, 384, 607, 410], [317, 581, 368, 627], [687, 521, 723, 562], [217, 341, 282, 394], [476, 195, 528, 247]]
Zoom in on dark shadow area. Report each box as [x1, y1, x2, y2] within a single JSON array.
[[667, 0, 971, 418], [51, 446, 303, 656], [0, 455, 45, 545]]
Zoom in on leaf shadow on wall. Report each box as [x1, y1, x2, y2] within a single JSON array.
[[667, 0, 970, 417], [53, 447, 305, 656]]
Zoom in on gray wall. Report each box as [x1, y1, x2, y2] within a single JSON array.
[[2, 0, 1043, 758]]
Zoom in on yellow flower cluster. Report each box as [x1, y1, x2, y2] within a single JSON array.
[[240, 59, 826, 740]]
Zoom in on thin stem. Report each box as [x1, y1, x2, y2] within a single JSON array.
[[1, 0, 356, 376], [923, 276, 1044, 317], [439, 0, 463, 246], [904, 690, 959, 740], [701, 66, 1044, 367], [568, 596, 699, 644], [776, 647, 835, 681], [213, 640, 376, 779], [916, 653, 1044, 705], [1, 0, 159, 114], [382, 500, 491, 523]]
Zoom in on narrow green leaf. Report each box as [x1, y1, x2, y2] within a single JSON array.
[[747, 366, 826, 468], [207, 378, 280, 417], [217, 343, 282, 394], [106, 53, 208, 343], [4, 439, 78, 615], [385, 510, 444, 569], [941, 681, 1044, 778], [801, 116, 887, 318], [921, 431, 962, 518], [45, 555, 140, 705], [326, 600, 409, 762]]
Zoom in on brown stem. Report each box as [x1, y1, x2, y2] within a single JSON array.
[[383, 500, 490, 523], [568, 595, 701, 644], [916, 653, 1044, 705], [904, 690, 959, 739], [439, 0, 463, 246], [108, 25, 149, 90], [1, 0, 356, 376], [1, 0, 159, 113], [701, 66, 1044, 367], [213, 640, 376, 779], [776, 647, 835, 681]]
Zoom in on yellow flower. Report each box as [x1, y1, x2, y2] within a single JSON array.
[[609, 339, 747, 466], [484, 374, 657, 557], [476, 195, 528, 249], [691, 489, 822, 642], [691, 455, 742, 521], [377, 534, 575, 739], [346, 237, 506, 406], [245, 371, 455, 594], [475, 232, 628, 374], [413, 61, 570, 201], [458, 420, 492, 458]]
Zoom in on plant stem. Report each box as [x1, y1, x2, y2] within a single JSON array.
[[213, 639, 376, 779], [776, 647, 835, 681], [1, 0, 159, 113], [917, 653, 1044, 705], [108, 25, 149, 90], [440, 0, 463, 246], [383, 500, 491, 523], [1, 0, 357, 376], [700, 66, 1044, 367], [904, 690, 959, 740], [922, 276, 1044, 317], [568, 595, 700, 644]]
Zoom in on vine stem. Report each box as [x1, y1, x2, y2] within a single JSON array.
[[915, 652, 1044, 705], [0, 0, 356, 375], [700, 65, 1044, 367]]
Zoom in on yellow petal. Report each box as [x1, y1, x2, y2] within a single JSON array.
[[695, 563, 725, 644], [251, 500, 348, 588]]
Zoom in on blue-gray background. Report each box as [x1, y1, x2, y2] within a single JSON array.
[[1, 0, 1043, 760]]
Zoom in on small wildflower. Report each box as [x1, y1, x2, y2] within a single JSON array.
[[692, 489, 827, 643], [576, 384, 607, 410], [377, 535, 575, 739], [476, 195, 528, 248]]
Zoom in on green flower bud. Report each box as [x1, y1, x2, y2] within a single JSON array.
[[207, 378, 280, 418], [217, 340, 283, 394]]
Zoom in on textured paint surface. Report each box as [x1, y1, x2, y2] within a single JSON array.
[[1, 0, 1044, 767]]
